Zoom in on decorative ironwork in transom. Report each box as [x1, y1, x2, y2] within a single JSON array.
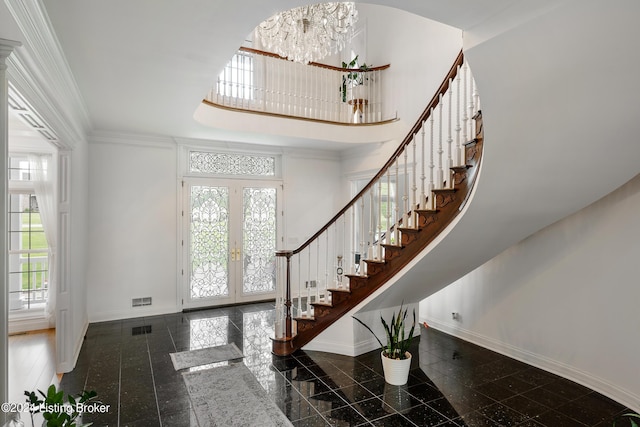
[[189, 152, 276, 177]]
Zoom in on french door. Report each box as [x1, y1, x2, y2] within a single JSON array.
[[183, 178, 281, 309]]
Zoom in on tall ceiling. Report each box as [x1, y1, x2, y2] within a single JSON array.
[[35, 0, 531, 147]]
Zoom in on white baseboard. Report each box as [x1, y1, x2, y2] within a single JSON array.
[[8, 316, 50, 334], [89, 304, 180, 323], [421, 317, 640, 413], [302, 335, 381, 356]]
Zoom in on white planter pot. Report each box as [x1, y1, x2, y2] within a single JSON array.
[[381, 351, 412, 385]]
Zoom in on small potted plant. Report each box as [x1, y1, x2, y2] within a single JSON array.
[[24, 384, 99, 427], [353, 303, 416, 385], [340, 55, 371, 102]]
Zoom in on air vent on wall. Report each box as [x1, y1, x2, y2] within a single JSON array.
[[132, 297, 152, 307]]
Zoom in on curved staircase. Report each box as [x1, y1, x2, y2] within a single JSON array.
[[273, 51, 483, 356]]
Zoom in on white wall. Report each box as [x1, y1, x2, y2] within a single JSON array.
[[87, 137, 178, 321], [304, 302, 420, 356], [86, 138, 344, 321], [421, 173, 640, 412], [67, 142, 90, 368], [359, 4, 461, 136], [282, 152, 343, 248]]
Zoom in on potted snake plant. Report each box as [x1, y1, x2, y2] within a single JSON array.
[[353, 303, 416, 385]]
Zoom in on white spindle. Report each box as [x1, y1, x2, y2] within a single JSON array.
[[377, 181, 382, 259], [411, 136, 417, 227], [447, 79, 454, 188], [473, 76, 480, 135], [437, 94, 444, 190], [429, 109, 435, 209], [359, 196, 365, 275], [307, 245, 312, 314], [351, 204, 356, 275], [368, 188, 374, 260], [462, 63, 469, 145], [468, 64, 475, 143], [325, 231, 329, 298], [403, 148, 409, 228], [420, 125, 427, 207], [386, 169, 392, 246], [394, 159, 400, 242], [455, 67, 462, 166], [316, 239, 320, 303], [297, 255, 301, 317]]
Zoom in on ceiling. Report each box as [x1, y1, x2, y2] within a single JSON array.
[[34, 0, 525, 149]]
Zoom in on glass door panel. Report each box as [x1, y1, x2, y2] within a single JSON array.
[[240, 186, 277, 299], [188, 185, 232, 306], [184, 180, 280, 309]]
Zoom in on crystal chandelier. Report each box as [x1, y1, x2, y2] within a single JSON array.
[[256, 2, 358, 64]]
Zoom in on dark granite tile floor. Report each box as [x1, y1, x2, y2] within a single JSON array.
[[59, 301, 638, 426]]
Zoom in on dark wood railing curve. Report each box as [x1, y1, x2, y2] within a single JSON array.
[[286, 50, 464, 258], [272, 49, 480, 355]]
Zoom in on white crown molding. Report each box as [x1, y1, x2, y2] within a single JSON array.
[[175, 135, 340, 161], [4, 0, 92, 148], [89, 130, 176, 149]]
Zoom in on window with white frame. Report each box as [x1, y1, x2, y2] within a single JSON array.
[[217, 51, 255, 100], [8, 155, 50, 312]]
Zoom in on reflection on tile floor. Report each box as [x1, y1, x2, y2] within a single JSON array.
[[60, 302, 637, 426]]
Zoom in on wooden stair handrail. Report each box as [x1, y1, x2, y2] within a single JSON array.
[[239, 46, 391, 72], [278, 50, 465, 259]]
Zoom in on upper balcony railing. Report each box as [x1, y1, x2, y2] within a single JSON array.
[[204, 47, 394, 125]]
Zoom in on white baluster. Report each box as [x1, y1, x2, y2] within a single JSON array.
[[351, 204, 357, 275], [316, 239, 320, 303], [473, 73, 480, 134], [297, 255, 301, 317], [377, 181, 383, 259], [437, 94, 444, 190], [455, 66, 462, 166], [403, 148, 409, 228], [429, 108, 435, 209], [411, 136, 418, 227], [462, 62, 468, 145], [307, 246, 312, 315], [386, 169, 392, 246], [359, 196, 365, 275], [420, 125, 427, 207], [394, 159, 400, 243], [468, 63, 475, 142], [325, 231, 329, 299], [447, 79, 454, 188], [369, 188, 374, 260]]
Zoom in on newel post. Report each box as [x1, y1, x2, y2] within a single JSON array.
[[275, 250, 294, 340]]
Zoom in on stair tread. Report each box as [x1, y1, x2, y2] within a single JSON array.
[[312, 301, 332, 307], [415, 208, 439, 213], [398, 226, 420, 232], [327, 287, 350, 293], [364, 259, 385, 265], [432, 187, 457, 193], [381, 243, 404, 248], [294, 316, 315, 322], [451, 164, 472, 170]]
